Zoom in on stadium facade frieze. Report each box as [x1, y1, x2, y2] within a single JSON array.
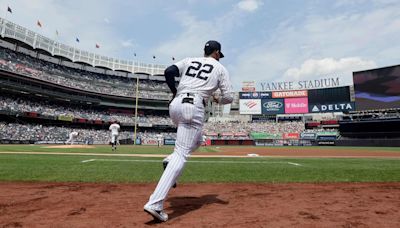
[[259, 77, 342, 91]]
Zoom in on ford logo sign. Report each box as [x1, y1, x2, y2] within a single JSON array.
[[263, 101, 283, 110]]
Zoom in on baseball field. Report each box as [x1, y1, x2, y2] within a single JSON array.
[[1, 145, 400, 227]]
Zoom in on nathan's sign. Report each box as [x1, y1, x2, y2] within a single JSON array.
[[272, 90, 308, 98], [242, 81, 256, 92], [260, 77, 341, 91]]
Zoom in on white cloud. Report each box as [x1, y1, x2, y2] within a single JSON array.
[[283, 57, 377, 82], [104, 18, 110, 24], [121, 39, 135, 48], [154, 12, 218, 60], [237, 0, 262, 12], [231, 3, 400, 90], [153, 8, 245, 61]]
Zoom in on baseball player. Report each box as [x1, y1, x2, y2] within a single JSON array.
[[202, 134, 207, 146], [156, 133, 163, 147], [66, 131, 79, 145], [109, 121, 120, 151], [144, 40, 233, 222]]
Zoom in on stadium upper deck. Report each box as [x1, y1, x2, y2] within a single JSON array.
[[0, 17, 166, 75]]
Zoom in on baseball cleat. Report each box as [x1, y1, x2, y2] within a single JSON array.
[[163, 161, 177, 188], [144, 205, 168, 222]]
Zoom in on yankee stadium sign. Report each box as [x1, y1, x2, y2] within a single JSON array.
[[260, 77, 341, 91]]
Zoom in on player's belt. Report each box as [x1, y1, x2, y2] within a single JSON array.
[[181, 93, 206, 107]]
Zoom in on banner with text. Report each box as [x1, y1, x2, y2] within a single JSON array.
[[282, 133, 300, 139], [309, 102, 355, 113], [239, 92, 271, 99], [242, 81, 256, 92], [261, 99, 285, 115], [240, 99, 262, 114], [284, 97, 309, 114], [272, 90, 308, 98]]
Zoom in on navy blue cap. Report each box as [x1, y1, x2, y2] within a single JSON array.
[[204, 40, 224, 58]]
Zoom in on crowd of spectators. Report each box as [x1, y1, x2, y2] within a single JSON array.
[[0, 47, 172, 100], [0, 122, 177, 144], [204, 120, 305, 139], [344, 110, 400, 121], [0, 120, 309, 142], [0, 95, 173, 126]]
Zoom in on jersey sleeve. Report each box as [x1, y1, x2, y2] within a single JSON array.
[[173, 58, 188, 75], [218, 67, 234, 105]]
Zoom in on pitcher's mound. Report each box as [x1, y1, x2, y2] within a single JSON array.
[[44, 145, 96, 149]]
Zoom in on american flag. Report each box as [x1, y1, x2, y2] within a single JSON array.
[[245, 101, 257, 108]]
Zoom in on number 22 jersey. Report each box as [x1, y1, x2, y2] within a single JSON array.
[[174, 57, 233, 104]]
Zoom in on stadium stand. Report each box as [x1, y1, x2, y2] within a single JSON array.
[[0, 122, 177, 145], [0, 95, 173, 126], [0, 47, 171, 99]]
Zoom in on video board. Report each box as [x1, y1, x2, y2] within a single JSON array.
[[353, 65, 400, 111], [239, 86, 354, 114]]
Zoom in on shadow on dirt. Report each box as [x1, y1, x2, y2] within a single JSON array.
[[167, 194, 229, 219], [144, 194, 228, 225]]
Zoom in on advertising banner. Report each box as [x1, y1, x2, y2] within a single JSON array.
[[58, 115, 74, 122], [282, 133, 300, 139], [272, 90, 308, 98], [250, 132, 281, 139], [261, 98, 285, 115], [300, 132, 316, 140], [284, 97, 309, 114], [142, 138, 158, 145], [239, 92, 271, 99], [309, 102, 355, 113], [242, 81, 256, 92], [316, 131, 339, 137], [138, 122, 153, 127], [239, 99, 262, 114], [164, 138, 176, 145]]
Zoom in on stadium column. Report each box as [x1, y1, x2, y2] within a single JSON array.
[[133, 75, 139, 145]]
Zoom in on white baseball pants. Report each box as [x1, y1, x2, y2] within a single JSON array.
[[145, 93, 204, 210]]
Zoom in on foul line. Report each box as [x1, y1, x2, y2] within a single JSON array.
[[80, 158, 303, 166]]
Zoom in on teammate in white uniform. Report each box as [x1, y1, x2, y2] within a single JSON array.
[[109, 121, 120, 151], [66, 131, 79, 145], [202, 135, 207, 146], [144, 40, 234, 222], [156, 134, 163, 147]]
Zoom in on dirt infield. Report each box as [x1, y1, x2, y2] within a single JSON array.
[[1, 147, 400, 227], [1, 182, 399, 227]]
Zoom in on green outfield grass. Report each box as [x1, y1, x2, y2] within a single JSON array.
[[0, 145, 400, 183]]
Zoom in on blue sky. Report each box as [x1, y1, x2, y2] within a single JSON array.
[[1, 0, 400, 90]]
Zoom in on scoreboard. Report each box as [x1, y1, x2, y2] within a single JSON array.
[[239, 86, 354, 115]]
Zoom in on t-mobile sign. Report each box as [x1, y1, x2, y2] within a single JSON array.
[[285, 97, 309, 114]]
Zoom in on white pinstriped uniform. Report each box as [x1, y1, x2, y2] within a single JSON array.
[[145, 56, 233, 211], [109, 123, 120, 143], [66, 131, 78, 145]]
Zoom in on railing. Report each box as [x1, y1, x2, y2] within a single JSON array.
[[0, 17, 166, 75]]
